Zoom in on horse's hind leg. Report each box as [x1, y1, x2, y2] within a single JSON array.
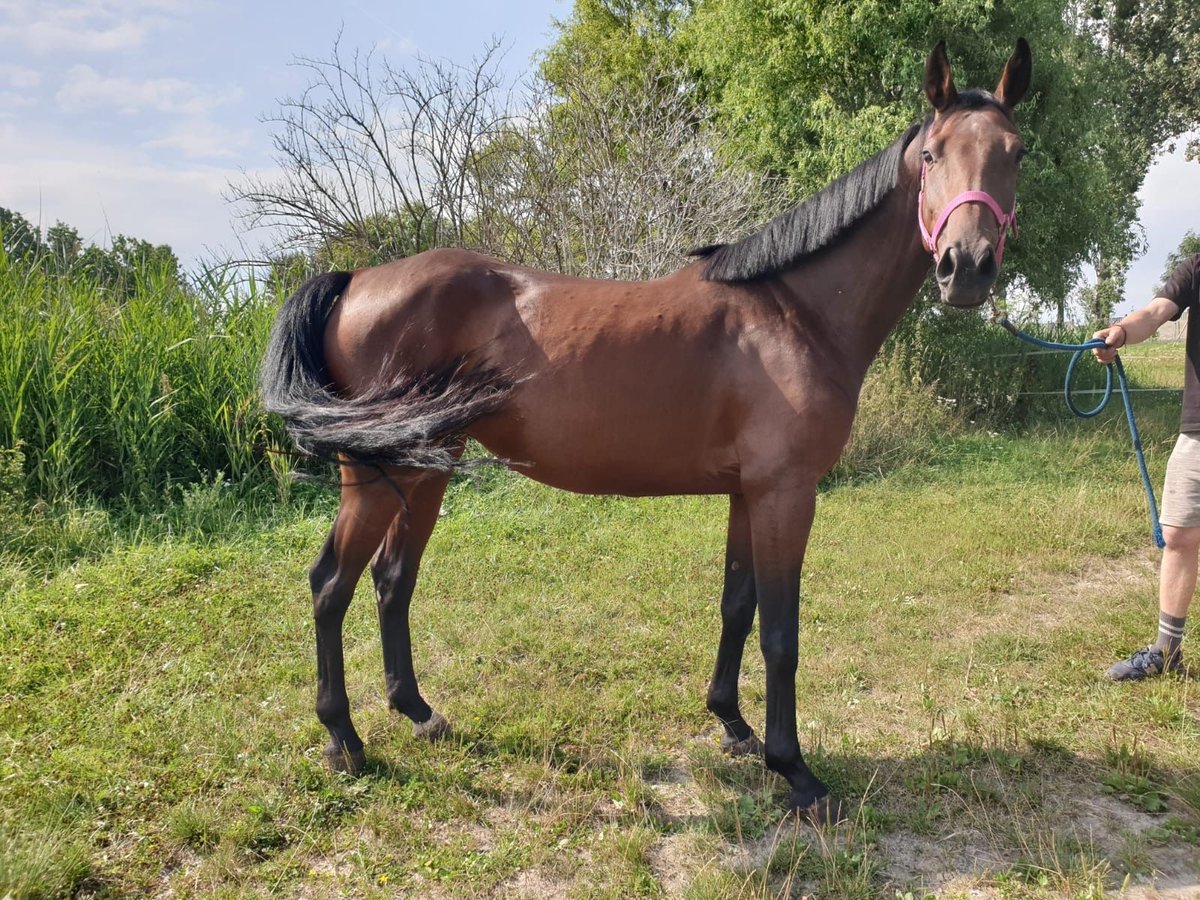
[[707, 493, 763, 755], [310, 471, 404, 773], [371, 472, 453, 740]]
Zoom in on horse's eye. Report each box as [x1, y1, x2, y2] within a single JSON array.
[[1016, 147, 1028, 164], [921, 149, 935, 165]]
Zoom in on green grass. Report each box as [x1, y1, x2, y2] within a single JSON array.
[[3, 405, 1200, 897], [1114, 337, 1187, 390]]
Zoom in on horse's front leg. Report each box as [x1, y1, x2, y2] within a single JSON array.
[[747, 484, 836, 821], [706, 493, 762, 755]]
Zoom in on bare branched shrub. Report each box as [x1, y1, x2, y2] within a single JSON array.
[[232, 39, 782, 278], [473, 67, 783, 279], [230, 37, 516, 265]]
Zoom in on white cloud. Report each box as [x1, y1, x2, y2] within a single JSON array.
[[143, 120, 255, 160], [0, 15, 146, 55], [0, 90, 35, 111], [0, 63, 40, 88], [0, 0, 194, 55], [0, 121, 266, 266], [56, 64, 241, 116]]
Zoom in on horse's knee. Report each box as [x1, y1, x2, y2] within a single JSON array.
[[312, 582, 351, 627], [311, 536, 361, 618], [720, 577, 756, 625], [371, 561, 415, 613], [759, 630, 798, 675]]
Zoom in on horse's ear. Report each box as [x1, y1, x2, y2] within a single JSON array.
[[995, 37, 1032, 109], [924, 41, 958, 113]]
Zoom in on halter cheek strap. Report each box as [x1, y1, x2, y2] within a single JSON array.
[[918, 161, 1018, 265]]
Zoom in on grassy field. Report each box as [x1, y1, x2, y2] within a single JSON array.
[[3, 371, 1200, 898]]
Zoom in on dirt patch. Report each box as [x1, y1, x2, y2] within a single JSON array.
[[495, 857, 583, 899], [949, 550, 1161, 649], [646, 831, 708, 897]]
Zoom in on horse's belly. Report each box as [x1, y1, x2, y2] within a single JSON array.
[[470, 416, 740, 497]]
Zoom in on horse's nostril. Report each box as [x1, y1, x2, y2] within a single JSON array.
[[936, 247, 957, 282], [977, 247, 998, 281]]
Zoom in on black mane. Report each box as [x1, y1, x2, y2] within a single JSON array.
[[694, 122, 922, 282], [694, 90, 1010, 283]]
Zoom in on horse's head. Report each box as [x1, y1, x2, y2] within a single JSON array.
[[918, 38, 1031, 308]]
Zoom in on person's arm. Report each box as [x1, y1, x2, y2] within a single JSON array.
[[1092, 296, 1181, 364]]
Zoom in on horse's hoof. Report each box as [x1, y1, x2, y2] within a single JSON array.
[[789, 792, 846, 827], [412, 710, 450, 740], [720, 732, 764, 757], [322, 744, 367, 775]]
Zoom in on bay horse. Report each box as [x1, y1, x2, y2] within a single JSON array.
[[261, 39, 1032, 821]]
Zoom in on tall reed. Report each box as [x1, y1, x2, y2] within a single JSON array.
[[0, 251, 285, 505]]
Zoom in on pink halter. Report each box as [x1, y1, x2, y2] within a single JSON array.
[[918, 161, 1017, 265]]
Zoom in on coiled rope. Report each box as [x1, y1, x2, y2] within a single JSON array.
[[995, 316, 1164, 549]]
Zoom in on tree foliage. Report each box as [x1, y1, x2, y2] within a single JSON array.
[[540, 0, 690, 92], [546, 0, 1200, 308], [235, 36, 778, 279], [0, 209, 181, 298], [1162, 230, 1200, 285], [1078, 0, 1200, 161], [473, 65, 779, 279], [0, 209, 43, 263]]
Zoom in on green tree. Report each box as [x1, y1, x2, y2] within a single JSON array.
[[684, 0, 1144, 309], [1161, 230, 1200, 286], [0, 208, 44, 262], [1070, 0, 1200, 325], [1080, 0, 1200, 160], [315, 210, 442, 271], [540, 0, 690, 93], [0, 209, 181, 297], [73, 235, 181, 298], [44, 222, 82, 275]]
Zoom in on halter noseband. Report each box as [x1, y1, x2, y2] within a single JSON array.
[[918, 161, 1017, 265]]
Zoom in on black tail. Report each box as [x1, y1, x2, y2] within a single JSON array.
[[260, 271, 512, 473]]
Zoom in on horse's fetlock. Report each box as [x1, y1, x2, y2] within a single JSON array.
[[706, 688, 736, 720], [763, 742, 801, 776], [387, 685, 431, 723], [315, 696, 351, 729]]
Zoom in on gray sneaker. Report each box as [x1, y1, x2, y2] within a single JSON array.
[[1104, 646, 1183, 682]]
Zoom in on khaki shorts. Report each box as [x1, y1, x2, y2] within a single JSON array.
[[1160, 432, 1200, 528]]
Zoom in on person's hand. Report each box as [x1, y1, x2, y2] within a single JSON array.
[[1092, 323, 1126, 364]]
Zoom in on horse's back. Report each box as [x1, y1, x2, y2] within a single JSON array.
[[326, 248, 702, 387]]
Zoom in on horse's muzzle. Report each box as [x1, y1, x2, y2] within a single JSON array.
[[936, 244, 998, 308]]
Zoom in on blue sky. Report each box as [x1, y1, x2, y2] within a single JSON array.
[[0, 0, 1194, 314], [0, 0, 564, 266]]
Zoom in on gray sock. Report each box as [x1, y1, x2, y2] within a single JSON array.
[[1154, 612, 1186, 663]]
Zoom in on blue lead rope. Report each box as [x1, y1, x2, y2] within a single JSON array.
[[996, 317, 1165, 549]]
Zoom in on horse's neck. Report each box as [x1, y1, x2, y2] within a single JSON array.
[[780, 179, 930, 380]]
